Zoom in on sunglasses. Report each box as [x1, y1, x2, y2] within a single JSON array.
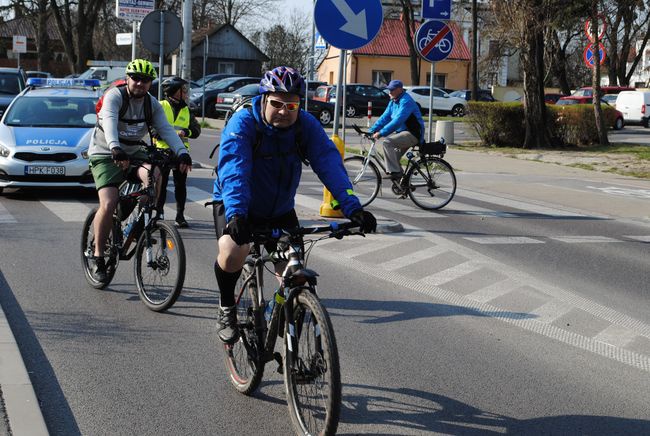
[[267, 98, 300, 112], [129, 74, 152, 83]]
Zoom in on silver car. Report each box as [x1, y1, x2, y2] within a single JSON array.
[[0, 78, 101, 194]]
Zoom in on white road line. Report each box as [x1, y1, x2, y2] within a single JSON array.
[[464, 236, 544, 244], [339, 241, 396, 258], [528, 300, 575, 324], [466, 279, 520, 303], [186, 186, 213, 205], [379, 245, 449, 271], [458, 189, 590, 217], [623, 235, 650, 242], [421, 261, 483, 286], [594, 324, 639, 348], [549, 236, 623, 243], [0, 202, 17, 223], [40, 200, 90, 222]]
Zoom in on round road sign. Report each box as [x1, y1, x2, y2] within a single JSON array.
[[140, 10, 183, 55], [414, 20, 454, 62]]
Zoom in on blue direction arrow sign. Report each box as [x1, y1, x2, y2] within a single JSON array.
[[314, 0, 383, 50], [422, 0, 452, 20], [415, 20, 454, 62]]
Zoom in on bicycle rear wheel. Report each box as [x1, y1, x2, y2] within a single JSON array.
[[223, 262, 265, 395], [343, 155, 380, 207], [80, 208, 118, 289], [406, 157, 457, 210], [134, 220, 185, 311], [285, 290, 341, 436]]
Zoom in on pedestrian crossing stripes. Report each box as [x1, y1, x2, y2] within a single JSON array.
[[549, 235, 623, 243], [40, 200, 90, 222], [0, 202, 16, 223], [464, 236, 544, 244]]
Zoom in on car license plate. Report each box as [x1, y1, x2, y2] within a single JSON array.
[[25, 166, 66, 175], [224, 97, 233, 103]]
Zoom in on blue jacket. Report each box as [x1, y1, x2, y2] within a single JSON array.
[[213, 95, 362, 221], [369, 91, 425, 142]]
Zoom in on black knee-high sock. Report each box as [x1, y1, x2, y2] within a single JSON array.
[[214, 262, 241, 307]]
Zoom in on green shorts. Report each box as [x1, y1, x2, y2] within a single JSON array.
[[89, 150, 148, 190]]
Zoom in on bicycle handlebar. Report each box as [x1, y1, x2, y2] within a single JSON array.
[[250, 221, 362, 243]]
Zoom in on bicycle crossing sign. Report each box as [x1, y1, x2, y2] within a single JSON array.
[[415, 19, 454, 62]]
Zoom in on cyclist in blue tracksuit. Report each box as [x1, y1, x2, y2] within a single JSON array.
[[212, 66, 377, 344], [368, 80, 425, 182]]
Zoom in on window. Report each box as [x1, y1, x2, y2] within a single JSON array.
[[372, 71, 392, 88], [413, 88, 428, 96], [218, 62, 235, 74], [425, 73, 446, 88]]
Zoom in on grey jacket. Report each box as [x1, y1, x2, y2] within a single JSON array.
[[89, 87, 188, 157]]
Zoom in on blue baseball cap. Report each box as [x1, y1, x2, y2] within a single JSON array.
[[386, 80, 403, 91]]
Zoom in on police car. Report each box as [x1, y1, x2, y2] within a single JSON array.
[[0, 78, 101, 194]]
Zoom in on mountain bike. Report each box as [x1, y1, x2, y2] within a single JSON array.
[[80, 146, 186, 312], [222, 221, 364, 436], [345, 124, 457, 210]]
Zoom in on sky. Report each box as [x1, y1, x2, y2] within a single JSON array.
[[285, 0, 312, 17]]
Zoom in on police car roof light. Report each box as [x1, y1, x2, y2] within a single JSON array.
[[26, 78, 102, 88]]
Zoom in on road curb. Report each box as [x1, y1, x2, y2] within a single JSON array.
[[0, 308, 48, 436]]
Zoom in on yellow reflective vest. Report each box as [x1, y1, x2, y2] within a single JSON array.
[[155, 100, 191, 151]]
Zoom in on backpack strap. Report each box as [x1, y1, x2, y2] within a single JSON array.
[[246, 107, 310, 166], [116, 85, 154, 144]]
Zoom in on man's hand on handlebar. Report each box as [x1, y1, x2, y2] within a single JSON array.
[[111, 147, 129, 170], [350, 209, 377, 233], [178, 152, 192, 174], [371, 132, 381, 140]]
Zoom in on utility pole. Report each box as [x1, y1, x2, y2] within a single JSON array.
[[470, 0, 479, 101], [181, 0, 192, 80]]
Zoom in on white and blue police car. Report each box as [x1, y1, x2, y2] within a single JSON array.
[[0, 78, 101, 194]]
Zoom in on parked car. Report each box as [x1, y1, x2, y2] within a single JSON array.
[[569, 86, 634, 103], [191, 73, 241, 90], [555, 97, 625, 130], [189, 76, 261, 117], [218, 88, 335, 126], [601, 93, 619, 105], [404, 86, 467, 116], [449, 89, 496, 102], [26, 71, 53, 79], [327, 84, 391, 117], [306, 81, 326, 99], [313, 84, 334, 102], [0, 67, 27, 118], [544, 93, 567, 104], [615, 90, 650, 126], [0, 78, 101, 194]]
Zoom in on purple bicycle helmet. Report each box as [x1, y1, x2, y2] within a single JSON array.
[[259, 66, 305, 98]]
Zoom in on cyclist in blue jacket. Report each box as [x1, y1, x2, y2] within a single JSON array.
[[212, 66, 376, 344], [368, 80, 425, 182]]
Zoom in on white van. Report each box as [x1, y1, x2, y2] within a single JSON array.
[[615, 91, 650, 126]]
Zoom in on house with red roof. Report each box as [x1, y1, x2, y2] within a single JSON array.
[[316, 19, 471, 90]]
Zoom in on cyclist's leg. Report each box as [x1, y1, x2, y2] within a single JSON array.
[[89, 155, 124, 258], [382, 131, 418, 178], [156, 165, 172, 212], [213, 202, 249, 343], [172, 168, 188, 225]]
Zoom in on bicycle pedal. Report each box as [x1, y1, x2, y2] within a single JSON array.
[[274, 352, 283, 374]]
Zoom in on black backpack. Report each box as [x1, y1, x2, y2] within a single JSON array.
[[96, 84, 154, 143]]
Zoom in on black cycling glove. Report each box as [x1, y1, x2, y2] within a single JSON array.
[[350, 209, 377, 233], [225, 215, 252, 245], [111, 147, 129, 163], [178, 153, 192, 167]]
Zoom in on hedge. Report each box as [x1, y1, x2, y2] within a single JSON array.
[[468, 101, 620, 148]]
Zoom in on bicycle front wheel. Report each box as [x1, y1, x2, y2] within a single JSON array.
[[223, 262, 265, 395], [343, 155, 380, 207], [406, 157, 457, 210], [134, 220, 186, 311], [284, 290, 341, 436], [80, 208, 118, 289]]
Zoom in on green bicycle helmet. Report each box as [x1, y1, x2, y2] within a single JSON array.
[[125, 59, 157, 79]]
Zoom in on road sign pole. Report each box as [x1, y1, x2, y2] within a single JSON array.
[[428, 62, 435, 142], [202, 36, 207, 122], [333, 50, 345, 137], [158, 10, 165, 100], [132, 21, 137, 60]]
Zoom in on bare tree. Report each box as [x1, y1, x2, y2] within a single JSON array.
[[254, 10, 310, 73], [394, 0, 419, 85], [591, 1, 609, 145]]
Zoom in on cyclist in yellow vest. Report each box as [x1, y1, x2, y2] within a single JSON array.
[[154, 76, 201, 228]]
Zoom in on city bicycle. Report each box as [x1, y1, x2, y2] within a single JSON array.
[[80, 146, 186, 312], [345, 124, 457, 210], [222, 221, 364, 436]]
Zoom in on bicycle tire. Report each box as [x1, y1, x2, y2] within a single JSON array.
[[223, 262, 265, 394], [284, 290, 341, 436], [406, 157, 457, 210], [80, 208, 118, 289], [134, 220, 186, 311], [343, 155, 380, 207]]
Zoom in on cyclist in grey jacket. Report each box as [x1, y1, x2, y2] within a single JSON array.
[[87, 59, 192, 282]]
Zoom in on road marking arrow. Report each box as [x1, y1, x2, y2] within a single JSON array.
[[332, 0, 368, 40]]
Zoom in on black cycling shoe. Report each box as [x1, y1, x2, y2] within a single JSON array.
[[216, 305, 239, 344], [90, 256, 107, 282], [175, 215, 189, 228]]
